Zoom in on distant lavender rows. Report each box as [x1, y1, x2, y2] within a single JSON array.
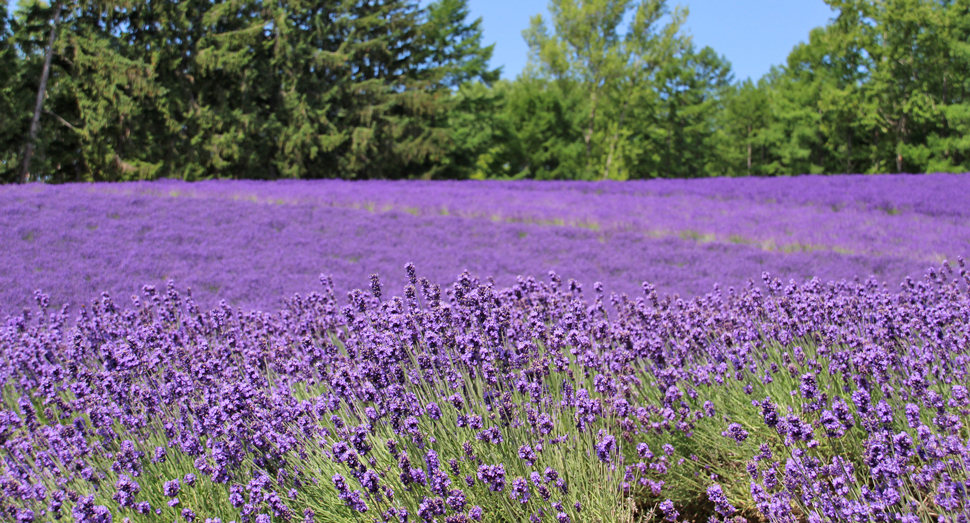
[[100, 174, 970, 261], [2, 175, 965, 311]]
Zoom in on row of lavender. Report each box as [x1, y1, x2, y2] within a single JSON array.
[[2, 261, 969, 522], [3, 176, 963, 311]]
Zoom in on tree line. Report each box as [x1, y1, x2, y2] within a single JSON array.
[[1, 0, 968, 182]]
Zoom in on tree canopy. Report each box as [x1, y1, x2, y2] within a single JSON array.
[[2, 0, 968, 182]]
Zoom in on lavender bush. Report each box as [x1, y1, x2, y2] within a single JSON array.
[[2, 263, 970, 522]]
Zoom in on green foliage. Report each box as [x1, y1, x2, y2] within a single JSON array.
[[0, 0, 24, 182], [476, 0, 970, 179], [1, 0, 495, 181], [420, 0, 501, 88], [714, 0, 970, 176], [3, 0, 970, 180], [520, 0, 694, 180], [499, 76, 587, 179]]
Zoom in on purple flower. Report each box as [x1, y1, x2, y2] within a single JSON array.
[[758, 398, 779, 428], [446, 489, 466, 511], [518, 444, 537, 465], [476, 464, 506, 492], [229, 485, 245, 507], [360, 470, 380, 494], [113, 475, 141, 508], [722, 423, 749, 443], [595, 431, 616, 462], [950, 385, 969, 407], [852, 389, 872, 414], [707, 484, 735, 516], [417, 496, 445, 521], [905, 403, 922, 428], [332, 474, 349, 495], [510, 477, 530, 504], [799, 373, 818, 399], [475, 426, 503, 444], [636, 443, 653, 459], [703, 401, 715, 417], [819, 410, 845, 438], [544, 467, 558, 483], [164, 479, 181, 498], [659, 500, 678, 522]]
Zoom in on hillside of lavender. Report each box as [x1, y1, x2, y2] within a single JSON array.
[[3, 175, 970, 523], [2, 174, 966, 311]]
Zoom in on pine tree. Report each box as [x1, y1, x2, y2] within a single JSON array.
[[6, 0, 73, 182], [59, 1, 163, 181], [264, 0, 351, 179], [419, 0, 500, 88], [0, 0, 27, 181], [331, 0, 448, 179], [123, 0, 277, 180], [418, 0, 503, 178]]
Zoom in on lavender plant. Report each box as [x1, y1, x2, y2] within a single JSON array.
[[2, 259, 970, 522]]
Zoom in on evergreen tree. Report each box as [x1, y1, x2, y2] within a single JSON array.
[[0, 0, 26, 181], [264, 0, 352, 179], [419, 0, 500, 88], [59, 0, 163, 181], [332, 0, 447, 179], [6, 0, 74, 182]]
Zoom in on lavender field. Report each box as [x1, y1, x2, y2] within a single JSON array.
[[3, 175, 970, 523], [2, 174, 967, 311]]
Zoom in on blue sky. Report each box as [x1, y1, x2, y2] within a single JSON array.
[[442, 0, 836, 82]]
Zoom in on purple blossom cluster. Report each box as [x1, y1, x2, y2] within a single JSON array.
[[2, 176, 959, 310], [0, 256, 969, 522]]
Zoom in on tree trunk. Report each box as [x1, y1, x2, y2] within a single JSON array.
[[19, 1, 62, 184], [602, 98, 630, 180], [896, 115, 907, 173], [846, 125, 852, 174], [746, 125, 752, 174], [584, 90, 597, 162]]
